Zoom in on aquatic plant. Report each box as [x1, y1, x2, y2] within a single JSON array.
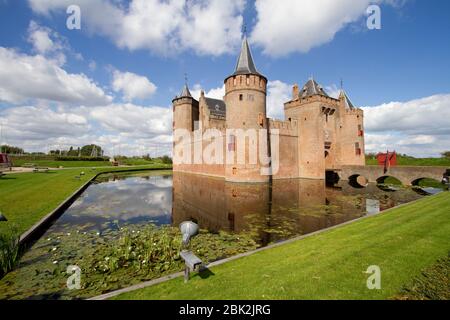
[[0, 227, 20, 278], [0, 224, 258, 299]]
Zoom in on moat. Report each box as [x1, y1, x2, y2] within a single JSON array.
[[0, 170, 434, 299]]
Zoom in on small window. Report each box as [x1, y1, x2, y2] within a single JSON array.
[[355, 142, 361, 156], [228, 135, 236, 152], [239, 94, 243, 101], [258, 113, 264, 126]]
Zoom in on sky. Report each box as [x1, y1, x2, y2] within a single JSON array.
[[0, 0, 449, 157]]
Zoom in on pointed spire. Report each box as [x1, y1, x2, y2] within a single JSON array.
[[233, 34, 260, 76], [339, 90, 355, 110], [178, 74, 192, 98]]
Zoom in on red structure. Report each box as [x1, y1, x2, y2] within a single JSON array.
[[377, 151, 397, 170], [0, 153, 12, 170]]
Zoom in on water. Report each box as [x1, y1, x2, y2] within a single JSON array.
[[0, 170, 430, 299]]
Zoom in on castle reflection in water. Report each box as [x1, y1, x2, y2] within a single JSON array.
[[171, 172, 422, 245]]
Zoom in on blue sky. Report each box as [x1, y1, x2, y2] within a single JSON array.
[[0, 0, 449, 157]]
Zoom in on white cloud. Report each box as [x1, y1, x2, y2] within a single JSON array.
[[112, 70, 157, 102], [28, 0, 245, 56], [363, 94, 450, 135], [266, 80, 291, 120], [363, 94, 450, 157], [325, 84, 340, 99], [90, 104, 172, 137], [251, 0, 403, 57], [28, 20, 68, 65], [191, 84, 225, 100], [0, 106, 90, 144], [0, 47, 112, 105], [0, 103, 173, 156]]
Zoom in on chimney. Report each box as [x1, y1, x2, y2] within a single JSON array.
[[292, 84, 299, 100]]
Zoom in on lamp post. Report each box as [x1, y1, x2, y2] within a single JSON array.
[[179, 221, 202, 283]]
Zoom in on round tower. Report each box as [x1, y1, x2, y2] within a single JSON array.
[[172, 83, 198, 132], [224, 35, 269, 183]]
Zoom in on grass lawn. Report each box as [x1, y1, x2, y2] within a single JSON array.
[[0, 165, 172, 236], [366, 155, 450, 167], [113, 192, 450, 300], [10, 159, 112, 168]]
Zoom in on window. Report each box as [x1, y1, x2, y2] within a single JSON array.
[[258, 113, 264, 126], [355, 142, 361, 156], [228, 135, 236, 152], [358, 125, 364, 137], [239, 94, 243, 101]]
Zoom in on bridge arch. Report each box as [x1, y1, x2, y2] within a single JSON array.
[[411, 177, 443, 188], [348, 174, 368, 188]]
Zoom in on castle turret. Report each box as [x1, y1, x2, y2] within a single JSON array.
[[224, 35, 268, 183], [172, 83, 199, 132]]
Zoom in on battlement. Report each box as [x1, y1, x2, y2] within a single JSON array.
[[173, 96, 197, 106], [344, 108, 364, 116], [284, 94, 339, 110], [225, 74, 267, 95], [269, 119, 298, 136]]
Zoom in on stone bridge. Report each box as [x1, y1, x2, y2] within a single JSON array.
[[339, 165, 450, 186]]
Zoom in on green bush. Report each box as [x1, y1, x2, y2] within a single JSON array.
[[55, 156, 110, 162]]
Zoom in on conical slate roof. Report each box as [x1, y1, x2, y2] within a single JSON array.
[[339, 90, 355, 109], [300, 78, 329, 98], [179, 83, 192, 98], [232, 35, 261, 76]]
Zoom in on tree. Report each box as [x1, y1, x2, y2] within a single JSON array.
[[80, 144, 103, 157], [160, 155, 173, 164], [67, 146, 78, 156], [0, 145, 24, 154], [442, 151, 450, 159]]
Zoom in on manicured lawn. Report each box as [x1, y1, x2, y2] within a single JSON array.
[[0, 165, 172, 236], [366, 155, 450, 167], [114, 192, 450, 300], [10, 159, 112, 168]]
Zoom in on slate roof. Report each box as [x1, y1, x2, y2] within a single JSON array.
[[178, 84, 192, 98], [205, 98, 226, 118], [300, 79, 329, 99], [232, 35, 262, 77], [339, 90, 356, 109]]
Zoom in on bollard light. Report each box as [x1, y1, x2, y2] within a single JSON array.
[[0, 211, 7, 222], [179, 221, 202, 283], [179, 221, 199, 246]]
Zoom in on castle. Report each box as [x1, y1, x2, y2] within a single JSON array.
[[172, 36, 365, 183]]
